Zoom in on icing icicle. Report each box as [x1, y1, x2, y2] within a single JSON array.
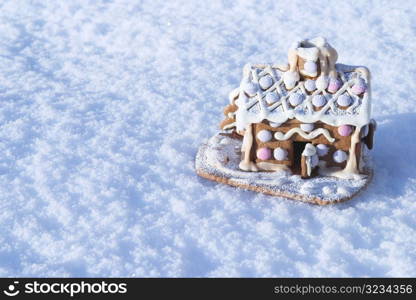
[[239, 124, 258, 171]]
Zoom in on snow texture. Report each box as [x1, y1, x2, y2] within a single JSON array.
[[0, 0, 415, 277]]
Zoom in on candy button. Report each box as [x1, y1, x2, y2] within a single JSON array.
[[257, 147, 271, 160], [257, 130, 272, 142], [338, 125, 352, 136], [333, 150, 348, 163]]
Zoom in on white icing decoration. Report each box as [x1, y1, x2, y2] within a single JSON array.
[[297, 47, 319, 61], [286, 37, 338, 87], [302, 143, 316, 156], [222, 122, 236, 130], [333, 150, 348, 163], [259, 75, 273, 90], [305, 157, 312, 176], [274, 128, 335, 143], [234, 64, 371, 133], [273, 148, 288, 161], [302, 143, 317, 176], [265, 92, 278, 104], [310, 36, 326, 47], [283, 71, 300, 89], [239, 124, 258, 171], [316, 144, 329, 156], [257, 130, 272, 142], [337, 126, 361, 175], [256, 162, 291, 172], [316, 75, 329, 90], [300, 123, 314, 132]]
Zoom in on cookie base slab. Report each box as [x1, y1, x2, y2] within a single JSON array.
[[195, 133, 373, 205]]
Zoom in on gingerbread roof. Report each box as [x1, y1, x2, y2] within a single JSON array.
[[234, 63, 371, 131]]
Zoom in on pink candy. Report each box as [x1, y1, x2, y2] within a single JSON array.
[[327, 78, 341, 93], [351, 78, 367, 95], [338, 125, 352, 136], [257, 147, 271, 160], [351, 84, 366, 95]]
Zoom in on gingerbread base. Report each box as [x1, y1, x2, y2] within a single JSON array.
[[195, 133, 373, 205]]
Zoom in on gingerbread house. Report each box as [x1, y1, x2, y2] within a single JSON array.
[[220, 37, 375, 179]]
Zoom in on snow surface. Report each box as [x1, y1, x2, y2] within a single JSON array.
[[0, 0, 415, 277]]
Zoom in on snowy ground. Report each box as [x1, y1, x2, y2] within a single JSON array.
[[0, 0, 415, 277]]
